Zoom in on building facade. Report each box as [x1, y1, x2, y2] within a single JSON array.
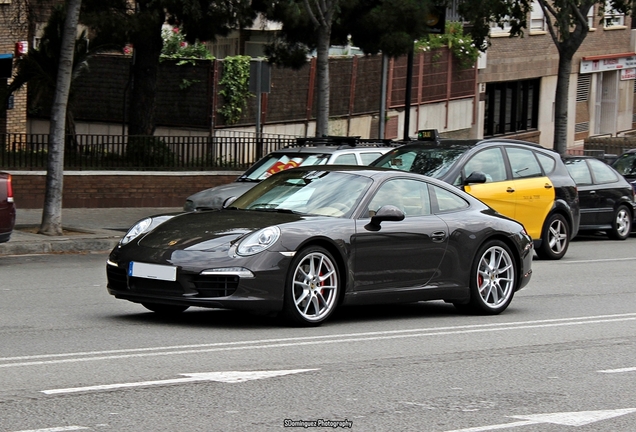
[[476, 2, 636, 150]]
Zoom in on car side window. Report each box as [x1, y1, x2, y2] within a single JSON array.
[[333, 153, 358, 165], [564, 159, 592, 185], [359, 152, 383, 165], [463, 148, 507, 183], [367, 179, 431, 217], [588, 158, 619, 184], [506, 147, 543, 178], [432, 184, 469, 213], [536, 152, 556, 174]]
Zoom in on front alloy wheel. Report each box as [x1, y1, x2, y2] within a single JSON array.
[[536, 213, 569, 260], [608, 205, 632, 240], [283, 247, 340, 326], [455, 240, 516, 315]]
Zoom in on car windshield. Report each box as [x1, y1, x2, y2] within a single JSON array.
[[371, 146, 466, 178], [612, 153, 636, 176], [231, 170, 373, 217], [238, 153, 332, 181]]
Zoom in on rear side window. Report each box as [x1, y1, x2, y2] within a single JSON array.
[[432, 185, 469, 213], [359, 152, 383, 165], [333, 153, 358, 165], [536, 152, 557, 174], [564, 159, 592, 185], [588, 158, 619, 184], [506, 147, 543, 178]]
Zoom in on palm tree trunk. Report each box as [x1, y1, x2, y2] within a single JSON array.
[[315, 26, 331, 137]]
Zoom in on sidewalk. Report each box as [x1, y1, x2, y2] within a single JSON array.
[[0, 207, 183, 256]]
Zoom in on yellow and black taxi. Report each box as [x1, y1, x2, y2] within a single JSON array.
[[371, 133, 580, 260]]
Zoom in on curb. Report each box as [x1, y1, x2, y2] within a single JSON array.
[[0, 226, 122, 256]]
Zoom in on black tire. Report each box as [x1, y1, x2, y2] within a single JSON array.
[[536, 213, 569, 260], [142, 303, 189, 315], [454, 239, 517, 315], [608, 205, 632, 240], [282, 246, 340, 327]]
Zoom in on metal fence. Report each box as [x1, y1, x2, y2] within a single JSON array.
[[0, 133, 298, 171]]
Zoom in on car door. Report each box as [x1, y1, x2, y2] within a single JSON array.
[[353, 178, 448, 293], [564, 158, 598, 226], [460, 147, 517, 221], [588, 157, 624, 226], [503, 146, 555, 239]]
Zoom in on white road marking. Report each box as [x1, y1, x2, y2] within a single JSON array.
[[559, 257, 636, 264], [1, 313, 634, 369], [442, 408, 636, 431], [9, 427, 89, 432], [41, 369, 318, 395], [598, 366, 636, 374]]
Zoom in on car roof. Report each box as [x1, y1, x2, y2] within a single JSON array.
[[272, 136, 399, 154], [392, 137, 556, 153]]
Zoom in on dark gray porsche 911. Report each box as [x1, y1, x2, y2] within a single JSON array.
[[106, 166, 533, 326]]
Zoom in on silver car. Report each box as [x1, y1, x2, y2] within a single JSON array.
[[184, 140, 396, 211]]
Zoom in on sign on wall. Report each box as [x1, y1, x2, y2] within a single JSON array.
[[580, 55, 636, 74]]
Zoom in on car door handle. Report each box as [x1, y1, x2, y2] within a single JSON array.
[[544, 183, 553, 189], [506, 187, 515, 193], [431, 231, 447, 243], [590, 190, 596, 195]]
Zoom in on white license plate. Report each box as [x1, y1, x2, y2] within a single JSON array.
[[128, 262, 177, 281]]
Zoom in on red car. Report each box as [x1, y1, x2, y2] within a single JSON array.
[[0, 172, 16, 243]]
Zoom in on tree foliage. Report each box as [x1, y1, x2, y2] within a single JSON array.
[[80, 0, 256, 136], [253, 0, 438, 136]]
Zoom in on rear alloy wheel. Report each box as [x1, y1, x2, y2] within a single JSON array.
[[608, 205, 632, 240], [142, 303, 189, 315], [536, 213, 569, 260], [283, 246, 340, 326], [455, 240, 517, 315]]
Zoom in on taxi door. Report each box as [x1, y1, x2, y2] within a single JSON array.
[[460, 147, 517, 222], [503, 146, 555, 240]]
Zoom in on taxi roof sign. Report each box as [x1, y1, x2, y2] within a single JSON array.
[[417, 129, 441, 141]]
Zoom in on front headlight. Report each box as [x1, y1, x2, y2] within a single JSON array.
[[236, 226, 281, 256], [120, 216, 175, 245]]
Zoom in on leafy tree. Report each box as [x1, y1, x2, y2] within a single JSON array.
[[160, 26, 214, 62], [253, 0, 438, 137], [458, 0, 636, 155], [80, 0, 255, 136]]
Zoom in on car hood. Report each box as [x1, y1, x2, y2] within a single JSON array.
[[137, 209, 304, 251], [186, 182, 257, 210]]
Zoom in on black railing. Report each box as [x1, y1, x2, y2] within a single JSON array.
[[0, 133, 298, 171]]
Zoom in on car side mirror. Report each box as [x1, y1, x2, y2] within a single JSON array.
[[463, 171, 487, 186], [365, 205, 405, 231], [223, 196, 238, 208]]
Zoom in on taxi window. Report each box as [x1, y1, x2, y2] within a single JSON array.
[[536, 152, 556, 174], [588, 158, 619, 184], [506, 147, 543, 178], [333, 153, 358, 165], [463, 148, 507, 183]]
